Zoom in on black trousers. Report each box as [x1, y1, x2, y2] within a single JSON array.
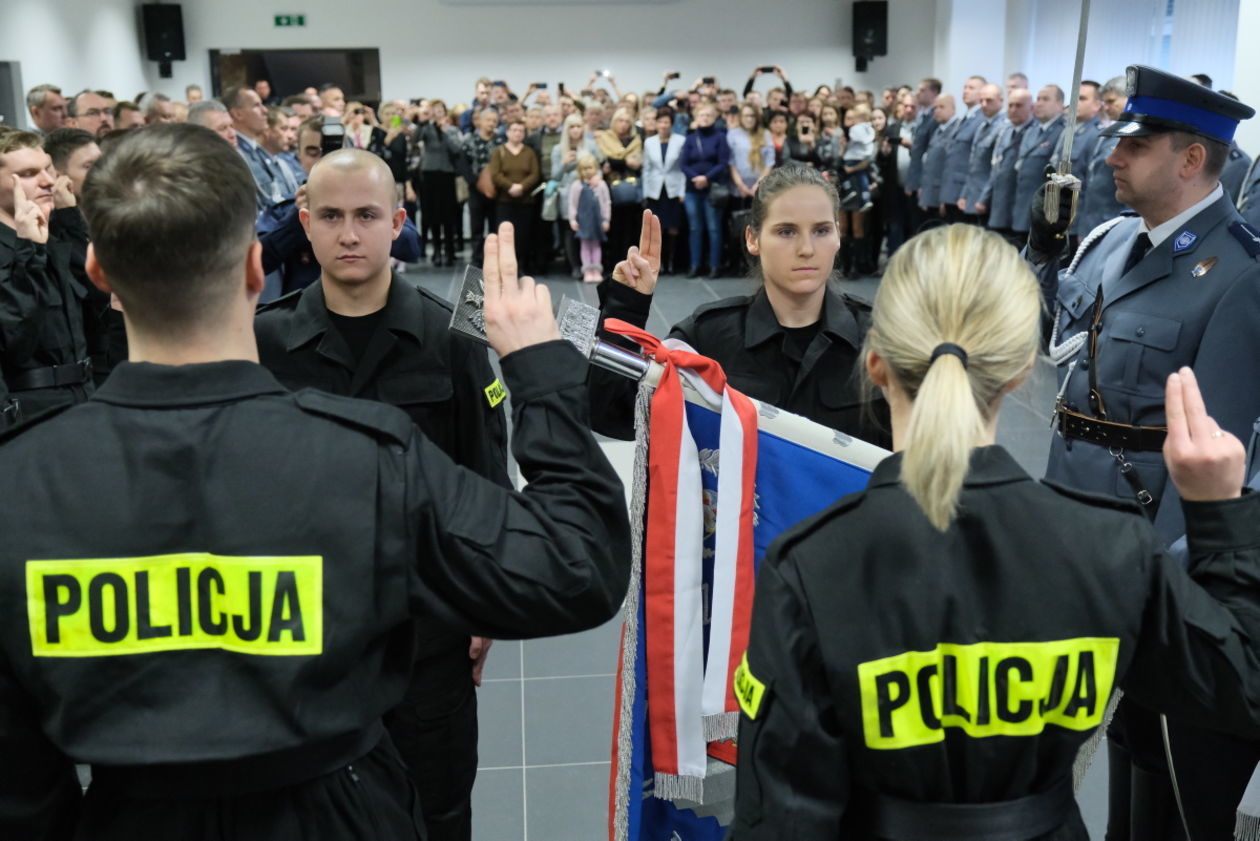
[[467, 192, 496, 267], [385, 646, 478, 841], [495, 201, 535, 268], [420, 172, 459, 260], [77, 733, 424, 840]]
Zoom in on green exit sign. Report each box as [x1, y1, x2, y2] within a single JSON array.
[[274, 14, 305, 26]]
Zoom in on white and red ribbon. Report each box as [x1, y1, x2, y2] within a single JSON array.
[[605, 319, 758, 793]]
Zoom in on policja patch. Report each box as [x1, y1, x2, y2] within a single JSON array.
[[484, 378, 506, 408], [734, 652, 768, 719]]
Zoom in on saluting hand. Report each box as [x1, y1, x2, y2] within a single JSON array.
[[12, 176, 48, 244], [611, 210, 662, 295], [1163, 367, 1245, 501], [482, 222, 561, 357]]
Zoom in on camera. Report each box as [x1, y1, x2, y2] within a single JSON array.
[[665, 71, 680, 80], [759, 66, 776, 74], [702, 76, 715, 85], [320, 116, 346, 157], [534, 82, 548, 89], [596, 69, 611, 78]]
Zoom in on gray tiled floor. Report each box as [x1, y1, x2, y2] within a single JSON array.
[[406, 253, 1109, 840]]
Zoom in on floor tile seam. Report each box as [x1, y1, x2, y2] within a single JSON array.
[[479, 761, 613, 772], [484, 673, 616, 683]]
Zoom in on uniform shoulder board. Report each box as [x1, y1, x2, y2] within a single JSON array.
[[1039, 478, 1143, 515], [839, 291, 873, 314], [0, 402, 75, 445], [292, 389, 413, 447], [255, 287, 303, 315], [1230, 146, 1244, 161], [1229, 221, 1260, 260], [690, 294, 755, 320], [415, 283, 455, 314]]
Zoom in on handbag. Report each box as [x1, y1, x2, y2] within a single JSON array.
[[609, 176, 643, 206], [708, 181, 731, 209], [541, 181, 560, 221], [454, 175, 470, 204], [476, 147, 497, 200]]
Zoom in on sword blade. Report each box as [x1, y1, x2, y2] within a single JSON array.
[[1059, 0, 1092, 174]]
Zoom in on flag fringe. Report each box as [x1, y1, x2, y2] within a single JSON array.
[[1073, 689, 1121, 790], [702, 712, 738, 743], [1237, 812, 1260, 841], [611, 383, 653, 841], [654, 771, 705, 803]]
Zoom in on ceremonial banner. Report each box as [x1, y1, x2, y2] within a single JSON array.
[[606, 323, 888, 841]]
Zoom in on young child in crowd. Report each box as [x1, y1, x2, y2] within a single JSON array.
[[568, 153, 611, 282], [842, 103, 875, 211]]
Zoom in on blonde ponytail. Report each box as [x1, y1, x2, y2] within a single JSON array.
[[865, 225, 1041, 530]]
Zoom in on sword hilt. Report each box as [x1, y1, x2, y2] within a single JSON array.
[[1044, 172, 1082, 227]]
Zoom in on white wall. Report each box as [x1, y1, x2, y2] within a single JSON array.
[[1231, 0, 1260, 155], [1, 0, 940, 113], [0, 0, 150, 127]]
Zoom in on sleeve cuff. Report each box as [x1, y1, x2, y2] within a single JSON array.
[[599, 280, 652, 325], [1183, 490, 1260, 556], [499, 340, 588, 402]]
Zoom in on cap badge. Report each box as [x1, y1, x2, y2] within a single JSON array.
[[1118, 122, 1141, 134], [1191, 257, 1217, 277]]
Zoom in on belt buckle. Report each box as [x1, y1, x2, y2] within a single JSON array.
[[2, 399, 20, 425], [79, 358, 93, 384]]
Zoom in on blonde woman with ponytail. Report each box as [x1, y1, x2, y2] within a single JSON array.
[[733, 223, 1260, 841]]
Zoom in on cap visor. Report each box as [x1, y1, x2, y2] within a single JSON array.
[[1100, 120, 1163, 138]]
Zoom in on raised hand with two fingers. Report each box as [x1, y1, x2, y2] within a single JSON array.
[[1163, 367, 1246, 502], [481, 221, 561, 358], [12, 176, 48, 244], [611, 209, 663, 295]]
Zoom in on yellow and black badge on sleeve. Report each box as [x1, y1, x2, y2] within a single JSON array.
[[857, 638, 1119, 750], [484, 378, 506, 408], [26, 553, 323, 657], [734, 652, 768, 719]]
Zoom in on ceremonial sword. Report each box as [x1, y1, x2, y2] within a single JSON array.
[[1044, 0, 1091, 224]]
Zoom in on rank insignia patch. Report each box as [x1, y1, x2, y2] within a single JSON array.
[[1172, 230, 1198, 253]]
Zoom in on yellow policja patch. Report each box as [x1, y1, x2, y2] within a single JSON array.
[[733, 652, 767, 719], [484, 379, 507, 408], [857, 637, 1119, 750], [27, 553, 323, 657]]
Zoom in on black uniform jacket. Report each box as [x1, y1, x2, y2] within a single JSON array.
[[0, 214, 91, 419], [255, 276, 510, 659], [733, 447, 1260, 841], [590, 281, 891, 448], [0, 344, 629, 838]]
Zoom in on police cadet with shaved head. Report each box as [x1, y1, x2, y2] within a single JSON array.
[[1028, 65, 1260, 841], [254, 148, 506, 841], [0, 123, 630, 839]]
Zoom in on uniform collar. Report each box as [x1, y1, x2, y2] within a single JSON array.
[[1140, 183, 1224, 248], [867, 445, 1030, 490], [286, 273, 425, 352], [91, 360, 288, 407], [743, 286, 861, 350]]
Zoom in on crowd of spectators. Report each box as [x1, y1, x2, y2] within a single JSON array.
[[8, 67, 1260, 308]]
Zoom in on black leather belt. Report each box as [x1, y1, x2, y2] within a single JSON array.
[[1057, 405, 1167, 452], [8, 358, 93, 391], [89, 720, 385, 797], [868, 776, 1075, 841]]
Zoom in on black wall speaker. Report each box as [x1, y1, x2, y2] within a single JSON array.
[[142, 4, 186, 62], [853, 1, 888, 58]]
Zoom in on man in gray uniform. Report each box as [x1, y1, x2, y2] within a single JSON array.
[[903, 78, 940, 234], [958, 83, 1007, 226], [918, 94, 959, 224], [940, 78, 986, 223], [1052, 80, 1104, 243], [1240, 155, 1260, 228], [1222, 138, 1252, 202], [982, 88, 1033, 245], [1028, 64, 1260, 841], [1010, 85, 1066, 238], [1077, 75, 1128, 236]]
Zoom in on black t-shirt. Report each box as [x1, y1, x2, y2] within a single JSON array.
[[781, 320, 822, 364], [327, 308, 386, 366]]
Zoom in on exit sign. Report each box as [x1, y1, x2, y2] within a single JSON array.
[[274, 14, 306, 26]]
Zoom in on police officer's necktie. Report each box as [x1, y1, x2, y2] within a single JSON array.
[[1122, 232, 1151, 275]]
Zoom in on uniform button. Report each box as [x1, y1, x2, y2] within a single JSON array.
[[1080, 359, 1090, 370], [1135, 326, 1145, 337]]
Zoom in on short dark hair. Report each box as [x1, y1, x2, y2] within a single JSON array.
[[656, 106, 675, 121], [318, 83, 341, 93], [43, 128, 96, 171], [1081, 80, 1101, 97], [113, 101, 140, 119], [80, 123, 257, 332], [1168, 131, 1229, 178], [921, 78, 943, 95], [281, 94, 309, 109]]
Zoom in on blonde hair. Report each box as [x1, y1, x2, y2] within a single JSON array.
[[741, 104, 769, 172], [850, 103, 872, 122], [864, 225, 1041, 530], [576, 152, 600, 177], [558, 114, 587, 157]]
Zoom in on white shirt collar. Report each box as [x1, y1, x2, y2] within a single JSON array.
[[1141, 184, 1223, 248]]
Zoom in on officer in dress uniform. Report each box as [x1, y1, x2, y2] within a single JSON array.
[[939, 80, 985, 223], [958, 83, 1007, 226], [1051, 81, 1104, 245], [982, 88, 1033, 245], [1028, 64, 1260, 841], [0, 123, 631, 840], [903, 78, 941, 234], [1240, 154, 1260, 229], [918, 95, 960, 224], [255, 150, 507, 841], [1077, 76, 1129, 236], [1010, 86, 1067, 239]]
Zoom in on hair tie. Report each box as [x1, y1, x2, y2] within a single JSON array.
[[930, 343, 969, 369]]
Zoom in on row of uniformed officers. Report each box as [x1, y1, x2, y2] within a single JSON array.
[[1, 63, 1260, 841]]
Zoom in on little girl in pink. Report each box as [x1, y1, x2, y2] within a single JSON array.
[[568, 154, 611, 282]]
